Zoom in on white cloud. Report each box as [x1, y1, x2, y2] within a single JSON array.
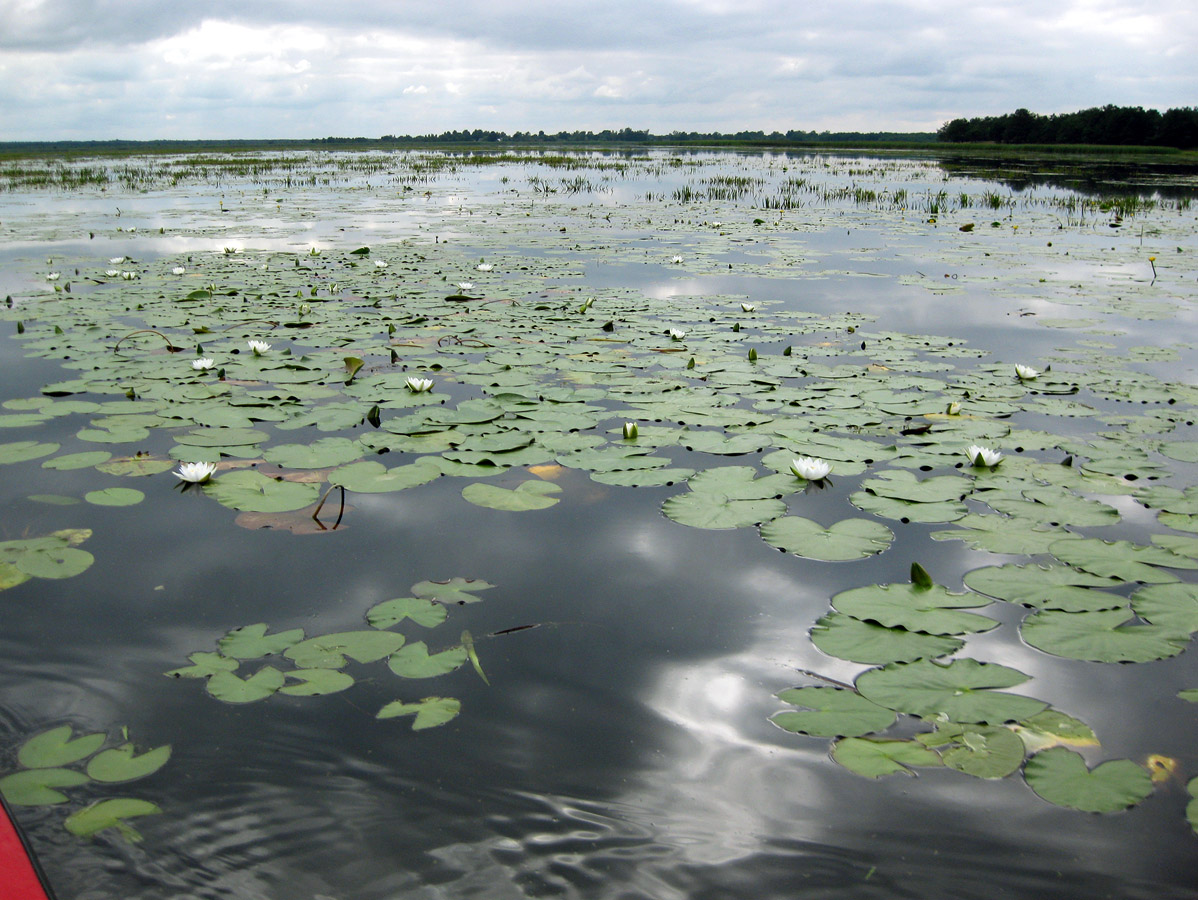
[[0, 0, 1194, 139]]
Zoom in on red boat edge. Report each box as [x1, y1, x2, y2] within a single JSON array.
[[0, 792, 56, 900]]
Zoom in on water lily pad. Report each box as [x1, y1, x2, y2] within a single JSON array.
[[0, 440, 59, 464], [0, 562, 32, 591], [206, 666, 286, 703], [0, 768, 91, 806], [388, 641, 468, 678], [810, 612, 964, 664], [1024, 748, 1153, 813], [1011, 710, 1100, 753], [411, 578, 494, 604], [18, 725, 106, 768], [936, 725, 1026, 779], [41, 450, 112, 470], [760, 517, 893, 561], [1021, 609, 1190, 663], [376, 696, 461, 730], [1130, 582, 1198, 633], [330, 460, 440, 493], [164, 651, 240, 679], [930, 514, 1066, 554], [86, 743, 171, 783], [203, 470, 322, 513], [963, 565, 1124, 612], [831, 737, 943, 778], [85, 487, 145, 507], [284, 631, 405, 668], [367, 597, 448, 629], [834, 578, 998, 635], [218, 623, 306, 659], [15, 546, 94, 579], [265, 437, 366, 469], [856, 659, 1047, 724], [1049, 538, 1194, 583], [65, 798, 162, 841], [95, 456, 175, 476], [462, 480, 562, 511], [279, 668, 355, 696], [770, 686, 896, 737]]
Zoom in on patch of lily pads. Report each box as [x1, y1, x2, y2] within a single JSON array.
[[0, 724, 170, 842], [166, 577, 493, 729]]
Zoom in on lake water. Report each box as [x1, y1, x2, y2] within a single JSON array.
[[1, 148, 1197, 899]]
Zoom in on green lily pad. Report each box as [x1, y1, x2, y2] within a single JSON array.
[[1024, 748, 1153, 813], [810, 612, 964, 665], [1129, 582, 1198, 633], [937, 725, 1026, 779], [266, 437, 366, 469], [376, 696, 461, 730], [963, 565, 1124, 612], [770, 686, 896, 737], [831, 582, 997, 636], [367, 597, 448, 629], [65, 798, 162, 841], [0, 441, 60, 464], [15, 546, 94, 579], [95, 457, 175, 476], [164, 651, 240, 679], [849, 490, 968, 524], [203, 470, 322, 513], [86, 743, 172, 783], [279, 668, 355, 696], [856, 659, 1048, 725], [18, 725, 106, 768], [0, 562, 32, 591], [206, 666, 286, 703], [284, 631, 405, 668], [411, 578, 494, 604], [462, 480, 562, 511], [84, 487, 145, 507], [218, 623, 306, 659], [0, 768, 91, 806], [831, 737, 943, 778], [1049, 537, 1197, 583], [42, 451, 112, 470], [387, 641, 468, 678], [930, 514, 1067, 554], [330, 460, 440, 493], [759, 517, 893, 561], [1021, 609, 1190, 663]]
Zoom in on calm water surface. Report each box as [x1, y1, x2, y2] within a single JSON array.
[[1, 149, 1197, 899]]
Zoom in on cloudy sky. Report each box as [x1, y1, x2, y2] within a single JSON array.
[[1, 0, 1194, 140]]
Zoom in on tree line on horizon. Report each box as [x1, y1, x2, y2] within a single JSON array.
[[937, 105, 1198, 149], [372, 127, 937, 145]]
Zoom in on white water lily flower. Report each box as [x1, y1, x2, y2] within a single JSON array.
[[671, 255, 683, 264], [476, 263, 493, 272], [120, 271, 137, 280], [175, 461, 217, 483], [668, 328, 687, 340], [191, 358, 215, 371], [405, 376, 434, 393], [622, 422, 638, 439], [457, 281, 474, 291], [741, 303, 757, 312], [109, 257, 125, 264], [790, 456, 832, 481], [967, 445, 1003, 467], [105, 269, 120, 277], [172, 266, 186, 275], [946, 401, 962, 415], [1015, 364, 1039, 380], [375, 259, 387, 268], [46, 272, 60, 281], [248, 340, 271, 355]]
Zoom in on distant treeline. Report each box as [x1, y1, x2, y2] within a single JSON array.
[[374, 128, 937, 145], [938, 105, 1198, 149]]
